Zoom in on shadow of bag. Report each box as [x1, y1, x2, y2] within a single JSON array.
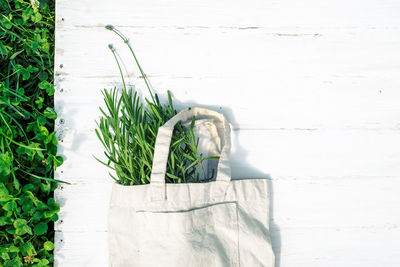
[[108, 107, 275, 267]]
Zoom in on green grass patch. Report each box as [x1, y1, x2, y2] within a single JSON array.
[[0, 0, 61, 266]]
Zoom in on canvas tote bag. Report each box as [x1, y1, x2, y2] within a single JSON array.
[[108, 107, 275, 267]]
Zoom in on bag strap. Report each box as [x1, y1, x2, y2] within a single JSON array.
[[150, 107, 232, 201]]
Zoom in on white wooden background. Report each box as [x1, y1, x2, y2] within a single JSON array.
[[54, 0, 400, 266]]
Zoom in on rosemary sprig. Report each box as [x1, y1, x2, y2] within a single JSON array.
[[95, 26, 218, 185]]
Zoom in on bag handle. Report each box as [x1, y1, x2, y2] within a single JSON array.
[[150, 107, 232, 201]]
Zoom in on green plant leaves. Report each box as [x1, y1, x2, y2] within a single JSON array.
[[38, 81, 55, 96], [43, 241, 54, 251], [0, 183, 10, 201], [13, 64, 39, 80], [3, 200, 17, 211], [96, 27, 219, 185], [0, 41, 12, 56], [0, 152, 12, 178], [20, 241, 36, 256], [97, 87, 219, 185], [44, 107, 57, 119], [13, 219, 33, 235], [1, 13, 13, 29], [33, 222, 48, 236], [0, 0, 59, 265], [22, 8, 33, 22]]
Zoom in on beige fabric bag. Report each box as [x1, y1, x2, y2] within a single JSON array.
[[108, 107, 275, 267]]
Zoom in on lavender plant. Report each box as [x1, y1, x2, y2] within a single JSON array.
[[95, 26, 218, 185]]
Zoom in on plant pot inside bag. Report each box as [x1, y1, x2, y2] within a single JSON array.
[[108, 107, 275, 267]]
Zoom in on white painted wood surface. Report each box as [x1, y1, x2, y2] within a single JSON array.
[[54, 0, 400, 266]]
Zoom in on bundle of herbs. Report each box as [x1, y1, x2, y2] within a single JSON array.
[[95, 26, 218, 186]]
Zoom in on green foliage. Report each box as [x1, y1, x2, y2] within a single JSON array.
[[96, 88, 218, 185], [0, 0, 60, 265], [96, 26, 218, 185]]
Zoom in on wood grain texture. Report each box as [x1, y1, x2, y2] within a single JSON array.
[[54, 177, 400, 231], [55, 129, 400, 180], [55, 227, 400, 267], [54, 178, 400, 266], [54, 0, 400, 266]]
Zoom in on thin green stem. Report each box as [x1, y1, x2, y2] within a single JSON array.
[[108, 45, 127, 91], [106, 25, 156, 104]]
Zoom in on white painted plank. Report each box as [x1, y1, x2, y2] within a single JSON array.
[[53, 27, 400, 130], [56, 0, 400, 28], [54, 231, 109, 266], [275, 227, 400, 267], [54, 177, 400, 232], [54, 227, 400, 267], [54, 75, 400, 130], [54, 75, 400, 131], [55, 128, 400, 181], [54, 27, 400, 88], [54, 0, 400, 266]]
